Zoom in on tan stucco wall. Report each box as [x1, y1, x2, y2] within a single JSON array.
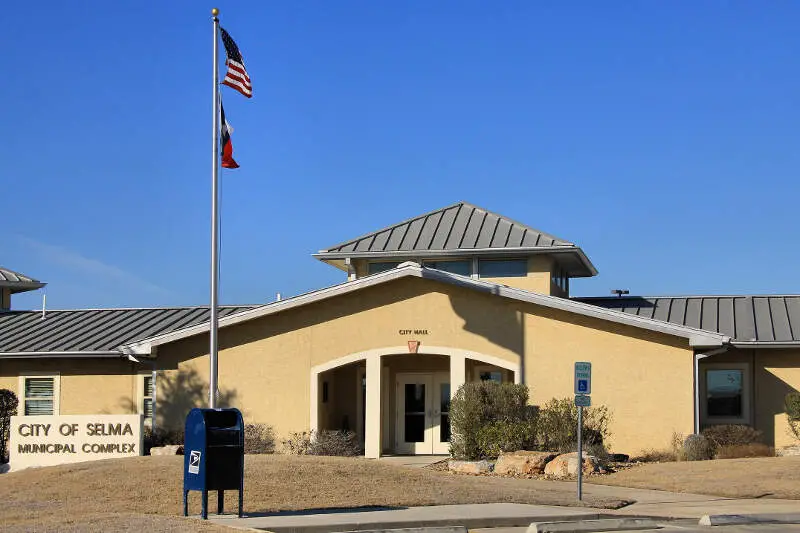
[[155, 276, 695, 454], [0, 358, 141, 416], [524, 306, 695, 454], [756, 349, 800, 448]]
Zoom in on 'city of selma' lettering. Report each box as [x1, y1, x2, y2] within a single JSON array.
[[17, 422, 134, 438]]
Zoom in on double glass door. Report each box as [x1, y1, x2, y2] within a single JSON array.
[[396, 372, 450, 455]]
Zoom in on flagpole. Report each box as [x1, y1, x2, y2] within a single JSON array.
[[209, 7, 221, 409]]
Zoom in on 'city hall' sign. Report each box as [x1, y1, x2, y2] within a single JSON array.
[[10, 414, 143, 470]]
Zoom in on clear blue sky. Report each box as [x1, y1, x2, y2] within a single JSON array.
[[4, 1, 799, 310]]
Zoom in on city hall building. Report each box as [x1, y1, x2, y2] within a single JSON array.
[[2, 201, 799, 457]]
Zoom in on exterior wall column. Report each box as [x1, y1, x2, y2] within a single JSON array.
[[364, 355, 382, 458], [450, 353, 466, 399]]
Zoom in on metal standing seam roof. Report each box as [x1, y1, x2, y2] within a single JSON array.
[[0, 266, 46, 293], [575, 295, 800, 345], [0, 305, 256, 354], [319, 201, 575, 254]]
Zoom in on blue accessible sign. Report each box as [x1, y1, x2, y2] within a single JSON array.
[[574, 362, 592, 395]]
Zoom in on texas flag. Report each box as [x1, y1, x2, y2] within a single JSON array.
[[220, 101, 239, 169]]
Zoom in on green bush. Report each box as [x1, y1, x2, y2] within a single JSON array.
[[537, 397, 611, 453], [702, 424, 762, 450], [679, 434, 713, 461], [475, 421, 535, 459], [0, 389, 18, 463], [786, 392, 800, 442], [244, 423, 276, 454], [449, 381, 534, 460]]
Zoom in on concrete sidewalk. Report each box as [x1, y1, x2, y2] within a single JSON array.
[[207, 481, 800, 532], [208, 503, 609, 532]]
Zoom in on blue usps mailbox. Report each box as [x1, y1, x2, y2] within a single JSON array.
[[183, 408, 244, 519]]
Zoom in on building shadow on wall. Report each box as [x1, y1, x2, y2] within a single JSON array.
[[442, 276, 525, 384], [756, 368, 798, 447], [118, 367, 238, 430]]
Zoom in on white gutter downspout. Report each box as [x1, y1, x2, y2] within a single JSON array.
[[694, 346, 729, 434]]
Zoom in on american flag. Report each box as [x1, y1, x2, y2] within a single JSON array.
[[220, 27, 252, 98]]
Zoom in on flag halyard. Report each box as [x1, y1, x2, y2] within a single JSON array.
[[220, 27, 252, 98]]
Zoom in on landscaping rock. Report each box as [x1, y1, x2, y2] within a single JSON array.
[[149, 445, 184, 456], [448, 459, 493, 474], [0, 463, 9, 474], [610, 453, 629, 463], [776, 445, 800, 457], [543, 452, 600, 479], [494, 451, 557, 476]]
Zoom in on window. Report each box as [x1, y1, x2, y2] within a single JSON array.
[[143, 375, 154, 423], [367, 261, 402, 275], [423, 260, 471, 277], [477, 259, 527, 278], [20, 375, 59, 415], [551, 267, 569, 292], [474, 366, 504, 383], [706, 369, 743, 418]]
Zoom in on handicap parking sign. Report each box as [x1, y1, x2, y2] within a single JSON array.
[[574, 362, 592, 395]]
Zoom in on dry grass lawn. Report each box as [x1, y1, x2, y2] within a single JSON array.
[[593, 456, 800, 499], [0, 455, 628, 532]]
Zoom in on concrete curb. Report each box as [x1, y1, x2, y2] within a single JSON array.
[[528, 518, 662, 533], [344, 526, 467, 533], [699, 513, 800, 526]]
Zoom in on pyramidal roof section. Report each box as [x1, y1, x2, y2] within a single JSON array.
[[0, 266, 46, 294], [319, 201, 576, 255]]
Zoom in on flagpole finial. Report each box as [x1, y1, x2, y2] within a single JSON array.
[[211, 7, 219, 16]]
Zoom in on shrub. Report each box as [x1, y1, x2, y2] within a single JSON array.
[[283, 431, 312, 455], [449, 381, 534, 460], [309, 430, 361, 456], [635, 448, 678, 463], [244, 423, 275, 454], [282, 430, 361, 456], [143, 426, 184, 455], [702, 424, 762, 450], [475, 421, 535, 458], [715, 443, 774, 459], [679, 434, 713, 461], [537, 397, 612, 453], [0, 389, 18, 463], [786, 392, 800, 442]]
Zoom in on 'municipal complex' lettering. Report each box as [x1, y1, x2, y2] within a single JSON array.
[[17, 443, 136, 454]]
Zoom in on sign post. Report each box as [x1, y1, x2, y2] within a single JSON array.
[[574, 362, 592, 501]]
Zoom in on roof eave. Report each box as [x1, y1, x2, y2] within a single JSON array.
[[2, 281, 47, 294], [731, 341, 800, 349], [0, 350, 135, 359], [125, 264, 725, 354]]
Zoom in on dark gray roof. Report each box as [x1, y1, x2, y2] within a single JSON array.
[[0, 305, 256, 354], [320, 201, 574, 254], [576, 295, 800, 345], [0, 266, 46, 293], [316, 202, 598, 277]]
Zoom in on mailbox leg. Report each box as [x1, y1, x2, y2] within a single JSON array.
[[183, 490, 188, 517], [217, 490, 224, 515], [201, 490, 208, 520], [238, 486, 243, 518]]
